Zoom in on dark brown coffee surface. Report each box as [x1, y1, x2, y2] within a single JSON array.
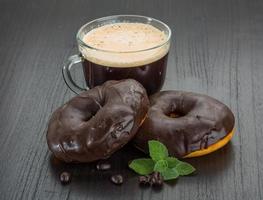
[[82, 54, 168, 95], [47, 79, 149, 163], [133, 91, 235, 158]]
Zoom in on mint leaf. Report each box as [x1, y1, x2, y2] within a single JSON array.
[[161, 168, 179, 180], [154, 160, 168, 172], [129, 158, 155, 175], [175, 162, 196, 175], [148, 140, 169, 162], [128, 140, 196, 184], [166, 157, 180, 168]]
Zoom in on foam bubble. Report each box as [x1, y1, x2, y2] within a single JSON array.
[[80, 23, 169, 67]]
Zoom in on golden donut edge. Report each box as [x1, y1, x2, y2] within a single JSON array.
[[184, 128, 235, 158]]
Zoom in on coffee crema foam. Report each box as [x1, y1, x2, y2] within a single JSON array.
[[81, 23, 169, 68]]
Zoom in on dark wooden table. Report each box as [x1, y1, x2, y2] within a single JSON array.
[[1, 0, 263, 199]]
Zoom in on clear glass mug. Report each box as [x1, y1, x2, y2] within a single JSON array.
[[62, 15, 171, 95]]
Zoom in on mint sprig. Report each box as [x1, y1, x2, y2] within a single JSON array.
[[161, 167, 179, 180], [154, 160, 168, 172], [149, 140, 168, 162], [129, 140, 195, 181], [166, 157, 180, 168], [175, 162, 196, 175], [129, 158, 155, 175]]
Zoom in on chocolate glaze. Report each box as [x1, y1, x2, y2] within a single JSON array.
[[47, 79, 149, 163], [133, 91, 235, 158]]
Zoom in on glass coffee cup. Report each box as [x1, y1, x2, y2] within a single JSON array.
[[63, 15, 171, 95]]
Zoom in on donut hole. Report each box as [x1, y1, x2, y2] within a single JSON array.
[[82, 101, 102, 121], [163, 97, 197, 119], [82, 110, 97, 122], [167, 111, 185, 118], [70, 97, 104, 122]]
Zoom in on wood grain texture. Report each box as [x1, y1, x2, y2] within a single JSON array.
[[0, 0, 263, 199]]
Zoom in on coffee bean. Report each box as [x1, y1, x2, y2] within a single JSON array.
[[139, 175, 151, 185], [152, 178, 163, 187], [96, 162, 111, 171], [110, 174, 123, 185], [150, 172, 163, 187], [60, 171, 71, 185]]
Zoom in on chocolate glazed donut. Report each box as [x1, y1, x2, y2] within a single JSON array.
[[47, 79, 149, 163], [133, 91, 235, 158]]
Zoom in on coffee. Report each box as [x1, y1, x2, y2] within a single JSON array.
[[80, 23, 169, 95]]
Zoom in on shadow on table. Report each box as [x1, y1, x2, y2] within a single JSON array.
[[49, 141, 235, 195], [49, 144, 145, 198], [49, 143, 144, 176], [184, 142, 235, 176]]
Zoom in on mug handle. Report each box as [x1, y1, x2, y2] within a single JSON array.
[[62, 54, 87, 94]]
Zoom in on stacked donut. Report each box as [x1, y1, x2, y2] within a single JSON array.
[[47, 79, 235, 162]]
